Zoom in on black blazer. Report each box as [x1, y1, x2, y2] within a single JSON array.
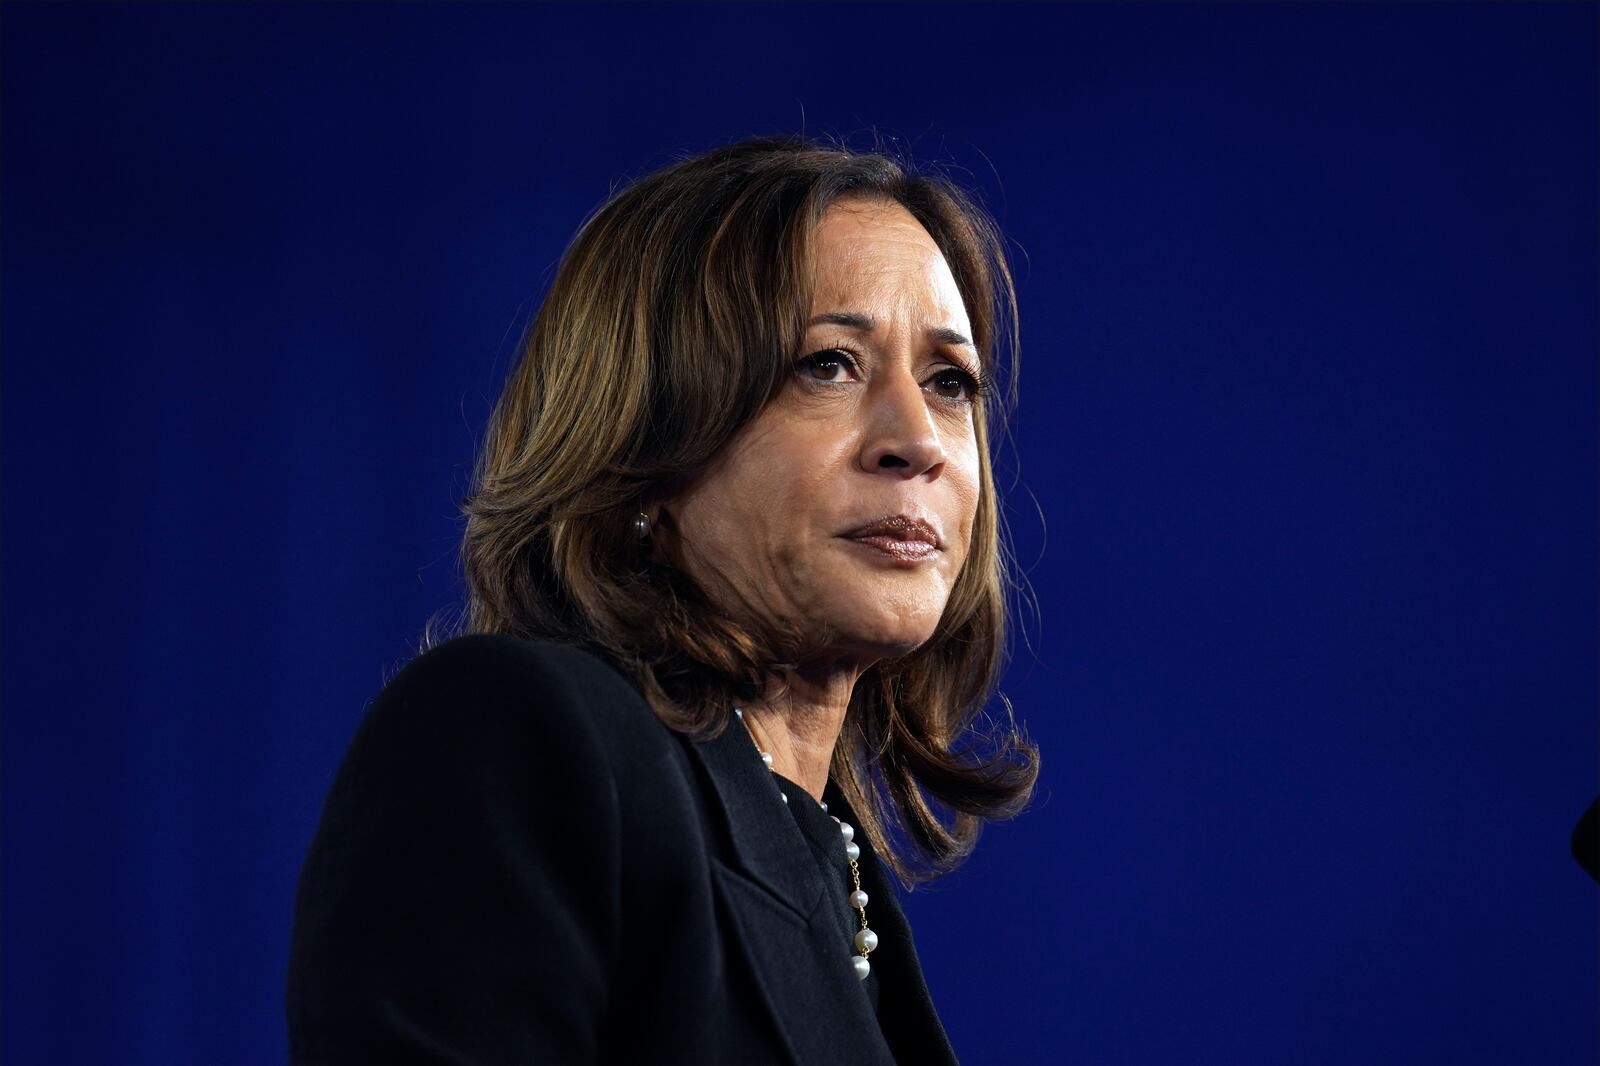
[[287, 634, 959, 1064]]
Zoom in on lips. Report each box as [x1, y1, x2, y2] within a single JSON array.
[[841, 515, 941, 551]]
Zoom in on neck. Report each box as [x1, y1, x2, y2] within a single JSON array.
[[737, 657, 869, 801]]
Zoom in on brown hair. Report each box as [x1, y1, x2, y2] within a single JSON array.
[[455, 134, 1037, 884]]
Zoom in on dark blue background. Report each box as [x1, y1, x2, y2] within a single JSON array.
[[4, 3, 1595, 1063]]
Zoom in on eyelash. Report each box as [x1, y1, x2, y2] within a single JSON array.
[[796, 347, 988, 405]]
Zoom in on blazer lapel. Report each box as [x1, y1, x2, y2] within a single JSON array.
[[686, 726, 895, 1066], [823, 783, 961, 1066]]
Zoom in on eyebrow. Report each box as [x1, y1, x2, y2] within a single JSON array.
[[807, 311, 974, 350]]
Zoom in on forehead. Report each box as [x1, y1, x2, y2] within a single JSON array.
[[810, 199, 968, 325]]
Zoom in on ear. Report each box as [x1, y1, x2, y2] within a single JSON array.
[[642, 471, 694, 567], [643, 502, 675, 566]]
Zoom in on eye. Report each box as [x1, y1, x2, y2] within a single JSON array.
[[795, 348, 860, 385], [927, 365, 987, 404]]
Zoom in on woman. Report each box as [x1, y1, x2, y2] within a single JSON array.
[[287, 135, 1039, 1065]]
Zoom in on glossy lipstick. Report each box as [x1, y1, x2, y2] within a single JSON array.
[[841, 515, 941, 562]]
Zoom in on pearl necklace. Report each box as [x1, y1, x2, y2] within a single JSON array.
[[734, 708, 879, 980]]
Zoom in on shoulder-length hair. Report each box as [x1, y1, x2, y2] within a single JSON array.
[[457, 134, 1038, 884]]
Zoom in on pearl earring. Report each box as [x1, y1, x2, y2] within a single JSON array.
[[633, 512, 653, 541]]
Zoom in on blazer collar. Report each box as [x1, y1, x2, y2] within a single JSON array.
[[686, 723, 959, 1066], [687, 719, 830, 919], [685, 723, 899, 1066], [823, 781, 960, 1066]]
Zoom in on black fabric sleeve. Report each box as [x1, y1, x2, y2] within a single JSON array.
[[287, 635, 623, 1064]]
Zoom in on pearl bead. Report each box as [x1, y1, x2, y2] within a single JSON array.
[[732, 702, 871, 983]]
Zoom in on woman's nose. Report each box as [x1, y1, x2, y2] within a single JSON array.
[[858, 374, 947, 478]]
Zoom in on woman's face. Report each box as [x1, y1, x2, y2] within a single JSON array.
[[657, 197, 983, 664]]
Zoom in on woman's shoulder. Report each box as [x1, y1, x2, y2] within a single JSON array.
[[345, 633, 671, 783], [384, 632, 643, 708]]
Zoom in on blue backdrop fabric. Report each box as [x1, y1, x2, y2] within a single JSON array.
[[3, 3, 1595, 1064]]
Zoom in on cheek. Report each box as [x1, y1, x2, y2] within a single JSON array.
[[689, 472, 772, 558], [945, 439, 983, 561], [757, 433, 855, 568], [680, 419, 842, 576]]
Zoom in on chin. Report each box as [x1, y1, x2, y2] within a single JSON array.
[[798, 547, 956, 658], [827, 604, 944, 660]]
